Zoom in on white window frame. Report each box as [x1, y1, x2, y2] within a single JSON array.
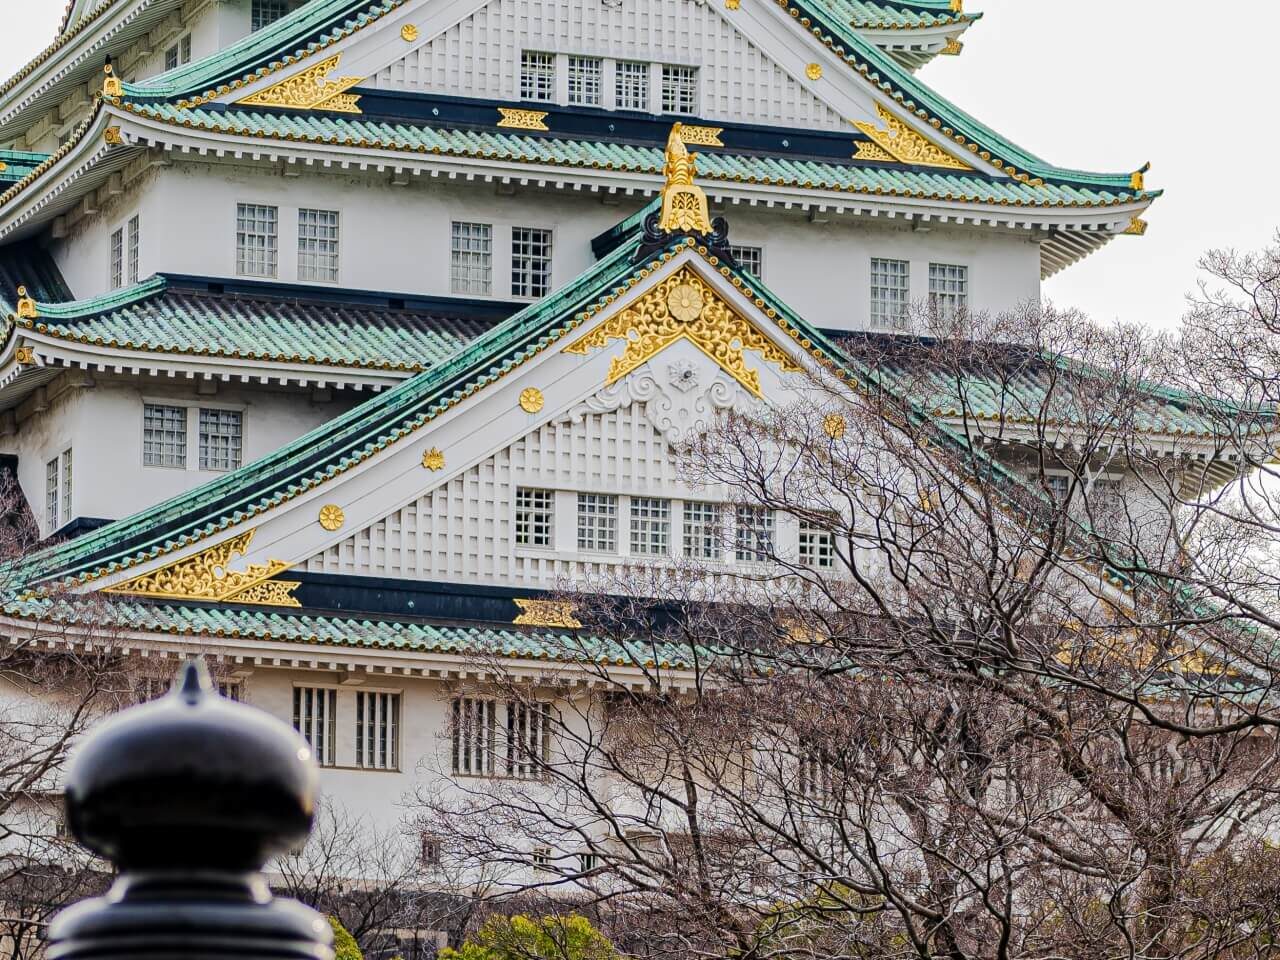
[[567, 56, 603, 106], [450, 697, 552, 779], [141, 399, 246, 473], [297, 208, 340, 283], [729, 245, 764, 278], [614, 60, 650, 111], [142, 402, 188, 468], [577, 493, 619, 553], [798, 520, 836, 569], [515, 487, 555, 548], [660, 65, 698, 115], [450, 221, 493, 296], [198, 407, 244, 472], [511, 226, 553, 299], [870, 257, 910, 330], [682, 501, 722, 561], [127, 215, 140, 285], [45, 451, 72, 535], [251, 0, 290, 32], [109, 226, 124, 289], [236, 203, 279, 279], [629, 497, 671, 557], [928, 262, 969, 319], [519, 51, 556, 102], [734, 505, 775, 562]]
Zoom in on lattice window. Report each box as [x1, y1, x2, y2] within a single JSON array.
[[451, 221, 492, 295], [298, 208, 340, 283], [798, 520, 835, 569], [515, 488, 554, 547], [450, 698, 552, 779], [293, 687, 337, 766], [199, 408, 243, 472], [928, 262, 968, 319], [729, 245, 763, 277], [577, 493, 618, 552], [109, 227, 123, 289], [511, 227, 552, 299], [630, 497, 671, 556], [181, 34, 191, 63], [165, 44, 179, 71], [45, 456, 59, 533], [452, 697, 497, 775], [870, 257, 910, 330], [520, 52, 555, 102], [61, 449, 72, 524], [127, 215, 140, 285], [143, 403, 187, 467], [734, 505, 774, 562], [683, 501, 721, 560], [567, 56, 602, 106], [236, 203, 278, 278], [355, 691, 400, 770], [251, 0, 289, 31], [660, 65, 697, 115], [615, 61, 649, 111], [505, 701, 552, 779], [1033, 473, 1070, 502], [420, 833, 442, 867]]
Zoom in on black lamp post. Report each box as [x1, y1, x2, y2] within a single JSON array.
[[47, 660, 335, 960]]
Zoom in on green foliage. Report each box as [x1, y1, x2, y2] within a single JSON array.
[[329, 916, 364, 960], [439, 913, 617, 960]]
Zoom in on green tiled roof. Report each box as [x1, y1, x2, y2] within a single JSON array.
[[838, 0, 976, 30], [0, 150, 49, 184]]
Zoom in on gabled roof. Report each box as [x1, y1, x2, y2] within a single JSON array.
[[0, 151, 50, 185]]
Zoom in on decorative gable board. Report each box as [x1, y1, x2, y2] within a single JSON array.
[[369, 0, 846, 130]]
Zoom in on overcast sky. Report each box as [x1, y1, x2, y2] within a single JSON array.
[[2, 0, 1275, 328]]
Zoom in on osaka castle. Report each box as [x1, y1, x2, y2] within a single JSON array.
[[0, 0, 1167, 841]]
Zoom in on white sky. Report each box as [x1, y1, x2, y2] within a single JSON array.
[[2, 0, 1276, 329]]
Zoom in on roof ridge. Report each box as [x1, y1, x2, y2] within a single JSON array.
[[17, 274, 165, 321]]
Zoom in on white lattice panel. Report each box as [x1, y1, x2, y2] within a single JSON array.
[[371, 0, 844, 130]]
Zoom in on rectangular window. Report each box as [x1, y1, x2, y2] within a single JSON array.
[[1034, 473, 1070, 501], [729, 245, 763, 277], [165, 44, 179, 71], [45, 456, 59, 532], [630, 497, 671, 557], [515, 488, 554, 547], [292, 687, 337, 766], [450, 698, 550, 779], [682, 501, 721, 560], [505, 700, 552, 779], [451, 697, 496, 776], [577, 493, 618, 552], [180, 34, 192, 64], [520, 52, 556, 102], [734, 505, 774, 562], [355, 691, 400, 770], [567, 56, 602, 106], [870, 257, 910, 330], [297, 208, 340, 283], [236, 203, 278, 278], [251, 0, 290, 31], [579, 852, 598, 873], [199, 408, 243, 472], [511, 227, 553, 299], [143, 403, 187, 467], [218, 681, 242, 701], [798, 742, 833, 798], [109, 227, 123, 289], [61, 449, 72, 524], [660, 65, 698, 115], [450, 221, 492, 295], [929, 262, 968, 319], [799, 520, 835, 569], [420, 834, 442, 867], [615, 61, 650, 111], [127, 215, 140, 285]]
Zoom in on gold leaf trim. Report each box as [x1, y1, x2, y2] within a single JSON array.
[[513, 599, 582, 629], [519, 387, 545, 413], [236, 53, 364, 115], [1123, 216, 1148, 236], [852, 104, 972, 170], [659, 124, 712, 235], [497, 107, 550, 131], [104, 530, 300, 607], [318, 504, 345, 531], [677, 125, 725, 147], [422, 447, 445, 471]]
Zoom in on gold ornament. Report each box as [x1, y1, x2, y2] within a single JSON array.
[[318, 504, 346, 531], [497, 107, 550, 131], [15, 286, 37, 320], [564, 266, 801, 398], [236, 53, 364, 114], [14, 345, 34, 364], [1130, 163, 1150, 192], [823, 414, 846, 439], [1123, 217, 1148, 236], [805, 63, 823, 80], [725, 0, 740, 8], [104, 126, 123, 145], [950, 0, 963, 11], [677, 125, 725, 147], [102, 64, 121, 97], [400, 23, 419, 41], [666, 284, 705, 323], [519, 387, 545, 413], [513, 598, 582, 629], [941, 37, 963, 56], [422, 447, 445, 471], [658, 124, 713, 235], [852, 104, 971, 170], [103, 529, 300, 607]]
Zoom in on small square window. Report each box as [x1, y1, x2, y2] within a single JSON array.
[[515, 488, 554, 547], [729, 245, 763, 277], [199, 408, 243, 471], [660, 65, 698, 115], [236, 203, 278, 278], [511, 227, 552, 299], [615, 61, 649, 111], [734, 505, 774, 562], [567, 56, 602, 107], [629, 497, 671, 557], [799, 521, 835, 569], [520, 52, 556, 102], [870, 258, 910, 330], [577, 494, 618, 552], [143, 403, 187, 467], [682, 502, 720, 560], [928, 262, 968, 319], [298, 208, 340, 283], [451, 221, 492, 295]]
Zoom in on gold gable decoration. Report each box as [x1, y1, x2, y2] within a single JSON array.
[[658, 124, 713, 235], [513, 599, 582, 629], [853, 103, 972, 170], [104, 530, 301, 607], [236, 53, 364, 114], [563, 266, 801, 398]]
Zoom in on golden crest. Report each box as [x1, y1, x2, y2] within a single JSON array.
[[104, 126, 123, 145], [400, 24, 419, 41], [14, 345, 35, 365], [318, 504, 346, 531], [497, 108, 550, 131], [236, 53, 364, 114], [514, 599, 582, 629], [1123, 217, 1148, 236], [15, 286, 37, 320], [658, 124, 713, 235], [519, 387, 545, 413], [677, 125, 725, 147], [823, 414, 846, 440], [422, 447, 446, 471], [853, 104, 971, 170], [102, 64, 122, 98], [805, 63, 823, 80]]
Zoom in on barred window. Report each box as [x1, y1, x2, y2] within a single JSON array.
[[615, 61, 649, 111], [520, 52, 556, 102], [355, 691, 400, 770], [127, 215, 140, 285], [143, 403, 187, 467], [165, 44, 179, 71], [798, 742, 834, 798], [109, 227, 123, 289], [660, 65, 697, 115], [734, 505, 774, 562], [511, 227, 552, 299], [61, 449, 72, 525], [799, 520, 835, 569], [567, 56, 602, 106], [293, 687, 337, 766], [452, 697, 497, 776], [298, 208, 340, 283], [420, 834, 442, 867], [506, 701, 552, 779], [870, 257, 910, 330], [630, 497, 671, 557], [451, 698, 551, 778], [236, 203, 278, 278], [251, 0, 289, 31], [180, 34, 191, 63], [928, 262, 968, 319], [577, 494, 618, 552], [45, 457, 59, 533], [515, 488, 554, 547], [729, 245, 763, 277], [218, 681, 242, 701], [450, 221, 492, 295], [682, 501, 721, 560], [199, 408, 243, 472], [1033, 473, 1070, 502]]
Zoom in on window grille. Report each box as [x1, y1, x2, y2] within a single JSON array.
[[165, 44, 179, 71], [61, 449, 72, 524], [143, 403, 187, 467], [928, 262, 968, 319], [870, 258, 910, 329], [1035, 473, 1070, 502], [180, 34, 191, 63], [355, 691, 400, 770], [660, 65, 697, 115], [798, 521, 835, 568], [629, 497, 671, 556], [511, 227, 552, 299], [520, 52, 556, 102], [734, 505, 774, 561], [682, 501, 720, 560], [577, 494, 618, 552], [515, 488, 554, 547], [292, 687, 337, 766], [579, 852, 598, 873], [251, 0, 289, 31], [452, 698, 553, 779], [45, 457, 59, 532], [532, 846, 552, 870], [127, 215, 140, 284], [199, 408, 243, 471], [298, 208, 340, 282], [505, 701, 552, 779], [420, 834, 442, 867], [452, 697, 497, 776], [109, 227, 123, 289], [236, 203, 278, 278], [450, 221, 492, 295], [615, 61, 649, 111], [797, 742, 833, 798], [729, 245, 763, 277], [567, 56, 602, 106]]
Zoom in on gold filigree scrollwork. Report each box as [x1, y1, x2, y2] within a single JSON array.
[[513, 599, 583, 629], [236, 53, 364, 114], [852, 104, 972, 170], [497, 108, 550, 131], [563, 266, 801, 398], [659, 124, 713, 235], [677, 125, 725, 147], [104, 530, 301, 607]]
